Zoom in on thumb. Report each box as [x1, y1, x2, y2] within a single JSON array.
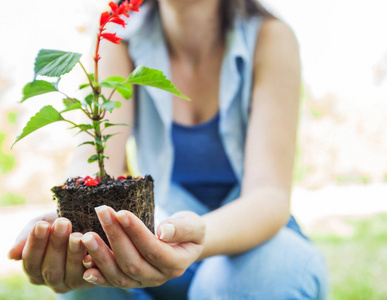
[[157, 211, 205, 244]]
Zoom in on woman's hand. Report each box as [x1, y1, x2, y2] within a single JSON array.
[[8, 211, 57, 261], [8, 214, 94, 293], [81, 206, 205, 288]]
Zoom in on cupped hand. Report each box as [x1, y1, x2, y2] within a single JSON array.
[[81, 206, 205, 289], [8, 214, 94, 293], [8, 211, 57, 261]]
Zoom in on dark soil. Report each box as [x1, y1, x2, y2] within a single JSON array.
[[51, 175, 154, 246]]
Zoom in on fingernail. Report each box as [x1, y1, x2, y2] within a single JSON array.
[[82, 233, 98, 251], [83, 259, 92, 269], [159, 224, 175, 241], [7, 249, 14, 260], [83, 274, 97, 284], [116, 210, 130, 227], [95, 205, 112, 225], [35, 222, 49, 239], [54, 218, 69, 237], [69, 234, 82, 253]]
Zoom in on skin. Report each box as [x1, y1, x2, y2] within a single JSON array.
[[8, 0, 300, 292]]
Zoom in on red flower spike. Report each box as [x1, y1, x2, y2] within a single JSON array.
[[84, 176, 91, 181], [100, 11, 110, 27], [62, 185, 68, 189], [101, 32, 122, 44], [95, 177, 101, 183], [109, 1, 118, 12], [117, 176, 126, 180], [85, 178, 99, 187]]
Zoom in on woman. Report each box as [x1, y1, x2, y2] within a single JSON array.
[[8, 0, 329, 298]]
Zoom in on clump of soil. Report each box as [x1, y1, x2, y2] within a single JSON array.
[[51, 175, 154, 246]]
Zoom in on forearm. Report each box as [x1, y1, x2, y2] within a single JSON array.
[[199, 187, 290, 260]]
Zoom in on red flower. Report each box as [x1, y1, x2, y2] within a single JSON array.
[[117, 176, 126, 180], [100, 32, 123, 44], [111, 17, 127, 27], [129, 0, 143, 12], [109, 1, 118, 12], [100, 11, 111, 27]]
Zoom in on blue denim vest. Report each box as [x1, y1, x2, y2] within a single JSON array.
[[121, 4, 262, 217]]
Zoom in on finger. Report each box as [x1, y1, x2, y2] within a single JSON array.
[[95, 206, 163, 282], [41, 218, 71, 293], [83, 268, 112, 287], [157, 211, 205, 244], [21, 221, 51, 285], [65, 233, 93, 290], [115, 210, 177, 268], [81, 232, 141, 289], [82, 254, 96, 269]]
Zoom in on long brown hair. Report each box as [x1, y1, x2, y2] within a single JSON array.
[[118, 0, 274, 30]]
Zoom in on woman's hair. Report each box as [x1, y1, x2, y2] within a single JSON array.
[[118, 0, 274, 30], [221, 0, 274, 29]]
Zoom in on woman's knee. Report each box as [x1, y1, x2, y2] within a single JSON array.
[[188, 228, 329, 299]]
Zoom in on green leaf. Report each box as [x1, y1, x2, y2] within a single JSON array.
[[79, 83, 90, 89], [103, 76, 125, 83], [60, 103, 82, 113], [84, 93, 93, 106], [126, 66, 190, 100], [63, 98, 80, 107], [101, 101, 116, 113], [104, 122, 131, 129], [34, 49, 82, 78], [92, 98, 116, 113], [12, 105, 64, 148], [114, 101, 121, 109], [70, 124, 93, 131], [87, 155, 98, 163], [116, 85, 132, 99], [95, 136, 103, 146], [77, 141, 95, 148], [103, 133, 120, 143], [22, 80, 58, 102], [100, 76, 133, 99]]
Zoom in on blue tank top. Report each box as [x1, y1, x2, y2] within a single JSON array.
[[171, 113, 238, 209]]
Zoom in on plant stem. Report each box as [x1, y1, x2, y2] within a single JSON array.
[[93, 104, 106, 180], [92, 34, 107, 180], [78, 61, 95, 91]]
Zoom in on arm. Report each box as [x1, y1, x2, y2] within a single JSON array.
[[200, 19, 301, 258]]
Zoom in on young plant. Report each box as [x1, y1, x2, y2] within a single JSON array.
[[13, 0, 188, 181]]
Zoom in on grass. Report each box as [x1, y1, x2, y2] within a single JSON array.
[[1, 214, 386, 299], [0, 193, 27, 207], [0, 274, 55, 300], [311, 213, 387, 299]]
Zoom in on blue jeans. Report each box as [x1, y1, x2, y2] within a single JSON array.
[[59, 227, 329, 300]]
